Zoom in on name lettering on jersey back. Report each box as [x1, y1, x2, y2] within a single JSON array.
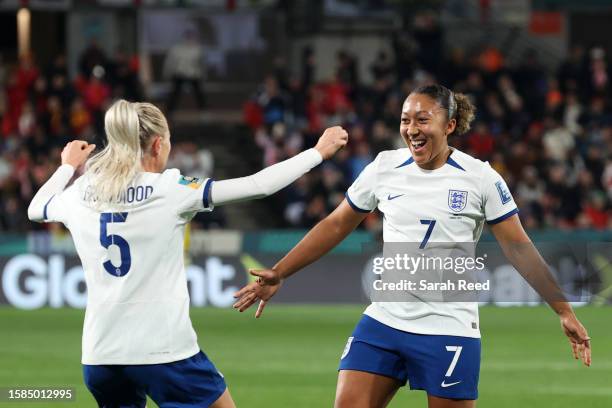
[[83, 185, 154, 204]]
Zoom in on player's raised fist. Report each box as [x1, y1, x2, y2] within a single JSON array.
[[314, 126, 349, 160], [61, 140, 96, 168]]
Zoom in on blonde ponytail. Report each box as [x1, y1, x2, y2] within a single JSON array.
[[85, 99, 168, 209]]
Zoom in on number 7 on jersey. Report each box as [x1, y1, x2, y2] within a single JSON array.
[[419, 219, 436, 249]]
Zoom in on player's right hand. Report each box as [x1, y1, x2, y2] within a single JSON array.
[[314, 126, 349, 160], [232, 269, 282, 318], [61, 140, 96, 168], [560, 311, 592, 367]]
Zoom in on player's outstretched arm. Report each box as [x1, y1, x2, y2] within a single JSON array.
[[27, 141, 95, 222], [210, 126, 348, 206], [233, 199, 367, 317], [490, 214, 592, 367]]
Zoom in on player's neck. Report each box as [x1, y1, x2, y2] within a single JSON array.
[[141, 156, 162, 173], [417, 147, 452, 171]]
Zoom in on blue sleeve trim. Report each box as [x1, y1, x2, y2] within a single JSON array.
[[345, 192, 372, 213], [487, 208, 519, 225], [202, 179, 214, 209], [43, 195, 55, 221]]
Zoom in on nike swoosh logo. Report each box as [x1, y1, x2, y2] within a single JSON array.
[[440, 380, 462, 388], [387, 194, 404, 200]]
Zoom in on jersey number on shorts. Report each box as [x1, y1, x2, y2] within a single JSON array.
[[444, 345, 463, 377], [100, 212, 132, 277], [419, 219, 436, 249]]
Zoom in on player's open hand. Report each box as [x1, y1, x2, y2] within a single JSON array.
[[61, 140, 96, 169], [314, 126, 349, 160], [560, 311, 591, 367], [233, 269, 282, 318]]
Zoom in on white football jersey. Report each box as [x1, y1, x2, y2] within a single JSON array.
[[44, 169, 213, 364], [346, 147, 518, 338]]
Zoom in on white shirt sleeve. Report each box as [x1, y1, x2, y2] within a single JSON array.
[[210, 148, 322, 206], [345, 154, 379, 213], [164, 169, 214, 218], [28, 164, 75, 224], [481, 164, 519, 224]]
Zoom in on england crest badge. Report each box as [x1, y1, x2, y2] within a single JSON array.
[[448, 190, 468, 212]]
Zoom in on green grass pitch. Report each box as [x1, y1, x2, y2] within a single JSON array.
[[0, 306, 610, 407]]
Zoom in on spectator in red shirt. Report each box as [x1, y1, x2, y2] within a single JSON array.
[[582, 191, 609, 229], [82, 75, 111, 112], [16, 53, 39, 92], [467, 122, 494, 159]]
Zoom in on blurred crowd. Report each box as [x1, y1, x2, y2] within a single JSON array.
[[0, 43, 216, 232], [244, 37, 612, 232], [1, 26, 612, 234]]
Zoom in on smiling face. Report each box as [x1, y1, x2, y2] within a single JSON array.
[[400, 93, 456, 169]]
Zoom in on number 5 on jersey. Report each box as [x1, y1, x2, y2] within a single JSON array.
[[100, 212, 132, 277]]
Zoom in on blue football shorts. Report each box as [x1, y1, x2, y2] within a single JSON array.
[[338, 314, 481, 400], [83, 350, 227, 408]]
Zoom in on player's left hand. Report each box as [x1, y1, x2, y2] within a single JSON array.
[[61, 140, 96, 169], [232, 269, 282, 318], [560, 311, 591, 367]]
